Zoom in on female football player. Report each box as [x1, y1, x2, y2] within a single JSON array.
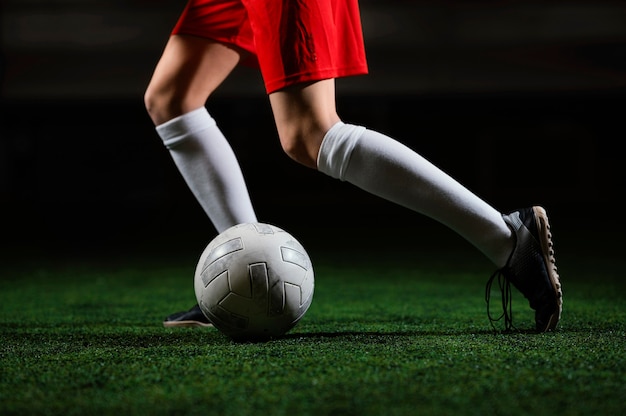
[[144, 0, 562, 332]]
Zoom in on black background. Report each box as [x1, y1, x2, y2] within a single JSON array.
[[1, 1, 625, 261]]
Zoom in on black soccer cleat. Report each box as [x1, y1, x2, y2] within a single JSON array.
[[163, 304, 212, 328], [486, 206, 562, 332]]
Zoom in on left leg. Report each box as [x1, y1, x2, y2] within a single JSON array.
[[270, 80, 562, 331], [268, 79, 513, 268], [269, 80, 340, 169], [254, 0, 560, 331]]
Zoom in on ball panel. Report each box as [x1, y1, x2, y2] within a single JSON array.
[[200, 237, 244, 276], [250, 222, 276, 234], [204, 301, 248, 330], [267, 270, 285, 316], [204, 270, 229, 303], [280, 245, 309, 270], [284, 281, 303, 308], [248, 262, 270, 306]]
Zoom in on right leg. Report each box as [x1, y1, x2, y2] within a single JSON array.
[[144, 35, 257, 234]]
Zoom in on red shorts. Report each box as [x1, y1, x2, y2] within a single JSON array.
[[172, 0, 369, 93]]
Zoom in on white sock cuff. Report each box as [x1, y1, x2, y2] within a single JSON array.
[[155, 107, 217, 149], [317, 121, 366, 180]]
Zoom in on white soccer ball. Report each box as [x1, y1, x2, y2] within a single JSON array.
[[194, 222, 314, 341]]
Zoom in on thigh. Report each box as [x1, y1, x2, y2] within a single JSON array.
[[146, 35, 244, 124]]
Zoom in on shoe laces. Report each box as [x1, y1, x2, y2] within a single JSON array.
[[485, 268, 515, 331]]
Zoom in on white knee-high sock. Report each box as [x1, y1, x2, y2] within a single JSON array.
[[156, 107, 257, 233], [317, 121, 513, 267]]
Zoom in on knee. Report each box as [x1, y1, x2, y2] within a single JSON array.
[[278, 129, 323, 170], [144, 84, 202, 126], [144, 85, 183, 126], [143, 85, 170, 126]]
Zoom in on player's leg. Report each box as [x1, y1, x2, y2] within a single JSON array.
[[145, 35, 257, 234], [269, 80, 341, 170], [145, 36, 258, 327], [269, 80, 561, 332], [269, 80, 512, 266]]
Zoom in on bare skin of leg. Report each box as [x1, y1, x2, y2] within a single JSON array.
[[144, 35, 245, 126], [269, 79, 341, 169]]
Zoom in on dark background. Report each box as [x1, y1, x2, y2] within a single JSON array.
[[1, 0, 625, 262]]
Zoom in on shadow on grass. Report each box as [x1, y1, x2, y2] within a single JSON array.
[[7, 321, 617, 348], [283, 328, 539, 339]]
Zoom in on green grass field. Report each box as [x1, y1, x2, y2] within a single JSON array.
[[1, 236, 624, 416]]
